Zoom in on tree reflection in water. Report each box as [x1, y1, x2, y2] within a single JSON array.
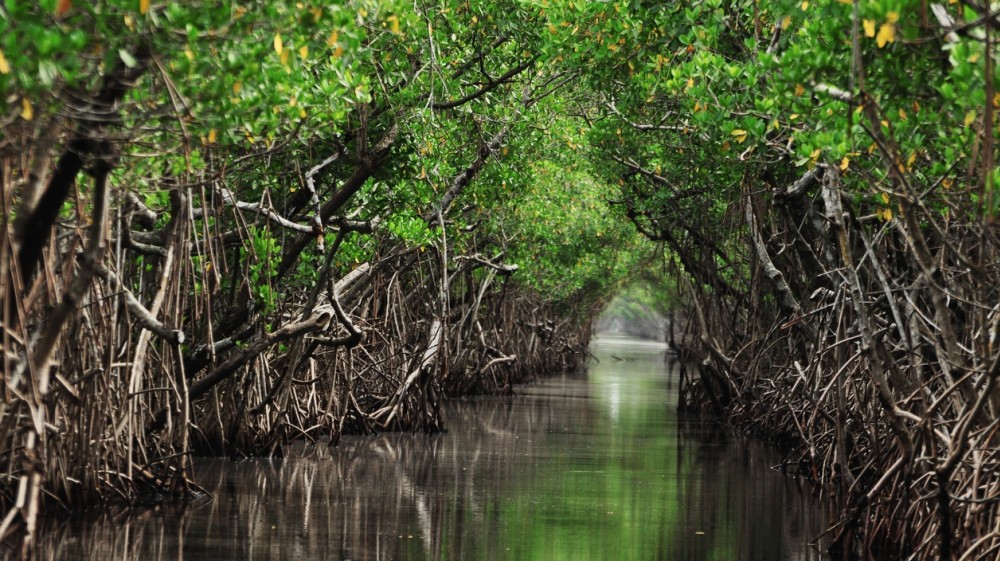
[[32, 336, 827, 561]]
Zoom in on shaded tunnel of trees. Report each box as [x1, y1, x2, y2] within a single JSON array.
[[3, 1, 1000, 559]]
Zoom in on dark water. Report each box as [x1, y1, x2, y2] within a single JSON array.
[[37, 335, 827, 560]]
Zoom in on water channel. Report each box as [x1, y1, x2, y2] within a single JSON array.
[[37, 335, 828, 560]]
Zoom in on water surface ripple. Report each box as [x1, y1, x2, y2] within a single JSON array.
[[38, 335, 827, 560]]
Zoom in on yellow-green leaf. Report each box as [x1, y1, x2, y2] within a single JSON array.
[[21, 98, 33, 121], [274, 34, 284, 55], [964, 110, 977, 127], [876, 23, 894, 47], [863, 19, 875, 38], [299, 45, 309, 59], [731, 129, 748, 143], [0, 50, 9, 74]]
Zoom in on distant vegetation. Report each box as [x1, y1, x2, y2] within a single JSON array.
[[594, 278, 673, 342]]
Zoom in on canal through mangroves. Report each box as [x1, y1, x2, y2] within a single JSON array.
[[40, 335, 827, 560]]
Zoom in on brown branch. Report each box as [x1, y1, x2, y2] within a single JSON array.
[[423, 125, 509, 222], [370, 319, 443, 427], [149, 311, 333, 432], [15, 45, 151, 293], [276, 123, 398, 280], [431, 56, 537, 110], [30, 161, 113, 392], [93, 262, 185, 345], [821, 165, 914, 459]]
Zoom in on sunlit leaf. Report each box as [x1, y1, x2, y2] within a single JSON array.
[[863, 19, 875, 38], [876, 23, 894, 47], [387, 14, 401, 35], [21, 98, 33, 121], [119, 49, 138, 69]]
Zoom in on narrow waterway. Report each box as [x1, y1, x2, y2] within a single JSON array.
[[37, 335, 827, 560]]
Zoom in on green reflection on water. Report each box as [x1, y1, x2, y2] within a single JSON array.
[[486, 348, 719, 561], [36, 338, 824, 561]]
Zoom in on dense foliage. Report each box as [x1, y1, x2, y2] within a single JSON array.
[[0, 0, 651, 552], [573, 2, 1000, 560], [4, 0, 1000, 559]]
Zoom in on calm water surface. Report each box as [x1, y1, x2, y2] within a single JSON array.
[[39, 335, 827, 560]]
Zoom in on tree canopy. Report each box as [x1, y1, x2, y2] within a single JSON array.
[[3, 0, 1000, 559]]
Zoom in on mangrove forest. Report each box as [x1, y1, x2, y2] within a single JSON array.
[[2, 0, 1000, 559]]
